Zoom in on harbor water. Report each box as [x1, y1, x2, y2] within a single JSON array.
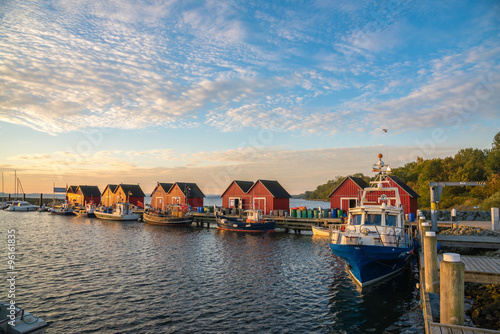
[[1, 210, 424, 333]]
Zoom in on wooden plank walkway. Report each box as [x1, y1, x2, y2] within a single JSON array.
[[429, 322, 500, 333], [436, 235, 500, 249], [437, 254, 500, 284]]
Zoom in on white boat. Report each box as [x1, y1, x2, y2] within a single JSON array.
[[94, 202, 140, 221], [329, 154, 415, 287], [74, 203, 96, 218], [6, 201, 39, 211], [311, 225, 330, 237], [0, 301, 48, 333], [49, 202, 75, 215]]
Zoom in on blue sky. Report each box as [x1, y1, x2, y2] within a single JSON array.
[[1, 0, 499, 194]]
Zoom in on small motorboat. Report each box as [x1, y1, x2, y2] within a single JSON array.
[[37, 205, 50, 212], [5, 201, 39, 212], [215, 209, 275, 233], [94, 202, 140, 221], [49, 202, 75, 215], [74, 203, 96, 218], [329, 154, 414, 287], [0, 301, 48, 333], [311, 225, 330, 237], [144, 205, 193, 226]]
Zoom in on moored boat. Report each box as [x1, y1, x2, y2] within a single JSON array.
[[329, 154, 414, 287], [94, 202, 140, 221], [74, 203, 96, 218], [143, 205, 193, 226], [215, 209, 275, 233], [311, 225, 330, 237], [0, 301, 48, 333], [6, 201, 39, 212], [49, 202, 75, 215]]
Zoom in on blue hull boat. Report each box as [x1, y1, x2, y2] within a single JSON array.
[[215, 209, 275, 233], [329, 154, 415, 287], [329, 243, 413, 286], [217, 219, 276, 233]]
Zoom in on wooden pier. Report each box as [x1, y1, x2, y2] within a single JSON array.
[[418, 220, 500, 334], [191, 212, 342, 232], [437, 254, 500, 284], [436, 235, 500, 249]]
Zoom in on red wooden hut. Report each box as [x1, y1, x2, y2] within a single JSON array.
[[150, 183, 174, 210], [114, 184, 145, 207], [166, 182, 205, 208], [75, 185, 101, 206], [328, 175, 419, 215], [220, 181, 254, 210], [246, 180, 291, 215]]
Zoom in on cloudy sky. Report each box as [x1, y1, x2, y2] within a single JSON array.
[[1, 0, 499, 195]]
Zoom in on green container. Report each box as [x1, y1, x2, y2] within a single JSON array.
[[322, 210, 329, 218], [291, 209, 297, 218], [307, 210, 313, 219], [314, 210, 319, 218], [337, 209, 343, 218]]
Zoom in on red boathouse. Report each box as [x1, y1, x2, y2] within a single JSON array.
[[246, 180, 291, 215], [329, 176, 419, 215], [220, 180, 254, 210]]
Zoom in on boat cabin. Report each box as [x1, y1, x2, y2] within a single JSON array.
[[244, 210, 263, 223]]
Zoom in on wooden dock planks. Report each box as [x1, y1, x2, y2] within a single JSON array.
[[437, 254, 500, 284], [436, 235, 500, 249], [430, 322, 500, 333]]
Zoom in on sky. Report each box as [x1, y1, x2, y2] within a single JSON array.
[[1, 0, 499, 195]]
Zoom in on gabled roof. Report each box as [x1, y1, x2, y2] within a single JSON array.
[[386, 175, 420, 198], [220, 180, 254, 197], [328, 176, 369, 197], [248, 180, 291, 198], [116, 184, 145, 198], [101, 184, 118, 196], [77, 186, 101, 197], [151, 183, 174, 197], [67, 185, 78, 193], [173, 182, 205, 198]]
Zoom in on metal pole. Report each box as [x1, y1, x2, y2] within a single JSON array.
[[430, 186, 438, 231]]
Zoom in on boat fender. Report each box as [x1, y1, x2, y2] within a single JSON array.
[[246, 224, 251, 227]]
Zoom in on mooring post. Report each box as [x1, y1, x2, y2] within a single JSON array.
[[39, 193, 43, 207], [492, 207, 499, 231], [424, 231, 439, 293], [8, 194, 11, 201], [440, 253, 465, 326], [23, 193, 26, 201], [420, 222, 431, 246]]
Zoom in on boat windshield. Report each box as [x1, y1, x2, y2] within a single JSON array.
[[385, 214, 398, 226], [351, 214, 362, 225], [365, 213, 382, 225]]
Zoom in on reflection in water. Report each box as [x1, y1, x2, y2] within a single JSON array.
[[0, 212, 423, 333]]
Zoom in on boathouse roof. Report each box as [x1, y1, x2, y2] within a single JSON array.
[[174, 182, 205, 198], [385, 176, 420, 198], [249, 179, 291, 198], [67, 185, 78, 193], [328, 176, 369, 198], [77, 186, 101, 197], [116, 184, 145, 198], [220, 180, 254, 197], [101, 184, 118, 196], [151, 183, 174, 197]]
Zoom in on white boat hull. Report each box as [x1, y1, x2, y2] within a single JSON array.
[[94, 212, 140, 221]]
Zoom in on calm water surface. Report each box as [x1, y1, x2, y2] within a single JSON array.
[[1, 211, 423, 333]]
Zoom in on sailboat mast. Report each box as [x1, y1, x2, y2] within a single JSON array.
[[14, 170, 17, 200], [1, 172, 4, 202]]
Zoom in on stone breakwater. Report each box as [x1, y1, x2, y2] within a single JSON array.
[[465, 283, 500, 331], [439, 225, 498, 237], [420, 210, 491, 221]]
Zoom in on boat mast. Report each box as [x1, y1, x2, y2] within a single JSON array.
[[1, 172, 4, 202], [14, 170, 17, 200]]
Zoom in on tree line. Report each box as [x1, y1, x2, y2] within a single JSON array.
[[302, 131, 500, 210]]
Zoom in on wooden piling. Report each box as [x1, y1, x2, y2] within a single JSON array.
[[424, 231, 439, 293], [440, 253, 465, 326], [421, 222, 431, 246], [23, 193, 26, 201], [39, 193, 43, 207], [8, 194, 11, 201], [492, 207, 499, 231]]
